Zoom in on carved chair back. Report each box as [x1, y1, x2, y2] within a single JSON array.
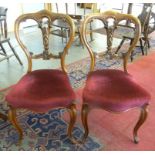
[[14, 10, 75, 73], [81, 10, 141, 73]]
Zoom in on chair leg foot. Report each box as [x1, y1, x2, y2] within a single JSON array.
[[67, 103, 77, 143], [133, 104, 148, 144], [81, 103, 89, 143], [8, 106, 23, 145], [134, 135, 139, 144]]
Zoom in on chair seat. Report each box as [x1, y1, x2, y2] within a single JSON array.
[[6, 69, 75, 112], [116, 26, 145, 39], [83, 69, 151, 112]]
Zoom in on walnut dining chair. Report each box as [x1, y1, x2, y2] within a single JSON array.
[[80, 10, 150, 144], [5, 10, 77, 144]]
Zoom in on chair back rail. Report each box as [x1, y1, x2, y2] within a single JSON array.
[[14, 10, 75, 73], [81, 10, 141, 73]]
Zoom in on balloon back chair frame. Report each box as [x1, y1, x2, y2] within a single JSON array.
[[5, 10, 77, 145], [80, 10, 149, 144]]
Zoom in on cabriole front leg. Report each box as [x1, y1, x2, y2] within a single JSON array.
[[8, 106, 23, 145], [133, 104, 148, 144], [67, 103, 77, 143]]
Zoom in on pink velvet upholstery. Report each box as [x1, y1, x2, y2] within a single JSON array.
[[6, 69, 75, 112], [83, 69, 151, 112]]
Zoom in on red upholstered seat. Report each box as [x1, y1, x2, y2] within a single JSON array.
[[6, 69, 75, 112], [83, 69, 151, 112]]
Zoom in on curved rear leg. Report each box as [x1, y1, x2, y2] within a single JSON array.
[[133, 104, 148, 144], [67, 103, 77, 143], [8, 106, 23, 145], [81, 103, 89, 143]]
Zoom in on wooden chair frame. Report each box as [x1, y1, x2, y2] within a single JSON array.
[[15, 9, 75, 73], [80, 10, 147, 144], [6, 10, 77, 144]]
